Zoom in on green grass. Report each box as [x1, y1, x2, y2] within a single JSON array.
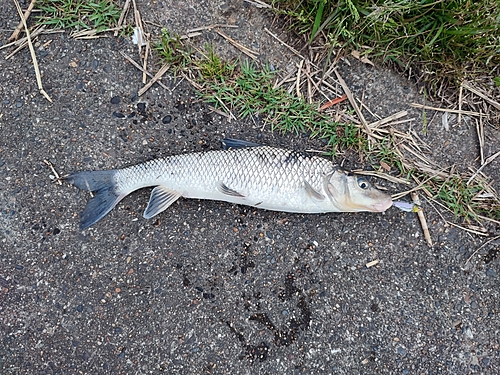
[[196, 56, 363, 152], [272, 0, 500, 97], [195, 44, 237, 80], [153, 38, 366, 153], [366, 136, 404, 174], [154, 29, 193, 69], [426, 174, 499, 223], [36, 0, 122, 30]]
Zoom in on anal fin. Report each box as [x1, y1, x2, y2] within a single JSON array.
[[304, 180, 325, 201], [218, 182, 245, 197], [143, 186, 181, 219]]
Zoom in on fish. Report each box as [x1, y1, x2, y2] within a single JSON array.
[[66, 139, 393, 229]]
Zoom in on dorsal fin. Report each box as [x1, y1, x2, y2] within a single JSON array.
[[221, 138, 261, 150]]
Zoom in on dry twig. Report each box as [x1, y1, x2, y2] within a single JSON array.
[[9, 0, 37, 41], [462, 81, 500, 111], [4, 26, 46, 59], [142, 41, 150, 84], [243, 0, 271, 8], [365, 259, 379, 268], [120, 52, 170, 91], [467, 150, 500, 185], [464, 236, 500, 265], [44, 159, 62, 185], [411, 103, 485, 117], [458, 82, 463, 126], [319, 94, 347, 111], [216, 30, 259, 60], [264, 27, 302, 58], [138, 63, 170, 96], [115, 0, 131, 36], [13, 0, 52, 103], [186, 24, 238, 34], [411, 192, 432, 247], [71, 26, 124, 39], [368, 111, 408, 129], [295, 59, 303, 98], [476, 117, 485, 165], [334, 69, 371, 137]]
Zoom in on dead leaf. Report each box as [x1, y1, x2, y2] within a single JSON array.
[[351, 50, 374, 66], [380, 161, 391, 171]]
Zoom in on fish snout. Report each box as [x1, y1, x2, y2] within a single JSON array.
[[372, 198, 393, 212]]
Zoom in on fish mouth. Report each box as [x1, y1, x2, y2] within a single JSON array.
[[371, 198, 393, 212]]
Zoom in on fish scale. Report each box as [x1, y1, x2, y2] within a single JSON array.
[[66, 140, 393, 229], [117, 147, 332, 202]]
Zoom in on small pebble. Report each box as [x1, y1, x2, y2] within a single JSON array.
[[113, 111, 126, 118], [162, 115, 172, 124], [137, 102, 146, 112], [110, 96, 120, 105], [485, 268, 496, 277]]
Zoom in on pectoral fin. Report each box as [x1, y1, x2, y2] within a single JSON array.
[[143, 186, 181, 219], [218, 182, 245, 197], [304, 180, 325, 201]]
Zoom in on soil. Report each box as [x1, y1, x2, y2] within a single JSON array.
[[0, 0, 499, 374]]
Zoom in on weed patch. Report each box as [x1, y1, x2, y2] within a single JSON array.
[[36, 0, 121, 30], [272, 0, 500, 98]]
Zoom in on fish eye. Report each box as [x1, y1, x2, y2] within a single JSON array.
[[357, 177, 369, 189]]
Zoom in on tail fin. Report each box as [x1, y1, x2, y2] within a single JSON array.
[[66, 170, 124, 229]]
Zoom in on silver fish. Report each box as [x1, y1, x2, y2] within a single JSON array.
[[66, 139, 393, 229]]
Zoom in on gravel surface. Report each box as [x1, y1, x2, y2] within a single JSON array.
[[0, 1, 499, 374]]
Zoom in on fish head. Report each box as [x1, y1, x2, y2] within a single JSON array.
[[325, 169, 393, 212]]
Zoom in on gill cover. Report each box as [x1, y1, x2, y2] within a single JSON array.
[[325, 169, 391, 212]]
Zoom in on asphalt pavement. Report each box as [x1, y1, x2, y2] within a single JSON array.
[[0, 1, 499, 374]]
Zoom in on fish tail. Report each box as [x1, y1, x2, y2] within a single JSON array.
[[66, 170, 125, 230]]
